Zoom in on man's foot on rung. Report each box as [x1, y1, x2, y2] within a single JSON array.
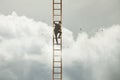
[[58, 36, 61, 38]]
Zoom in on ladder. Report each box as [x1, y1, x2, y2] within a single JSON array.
[[52, 0, 62, 80]]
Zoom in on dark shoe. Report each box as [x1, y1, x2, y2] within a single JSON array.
[[58, 36, 61, 38]]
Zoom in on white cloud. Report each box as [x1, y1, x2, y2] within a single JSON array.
[[0, 12, 120, 80], [63, 25, 120, 80]]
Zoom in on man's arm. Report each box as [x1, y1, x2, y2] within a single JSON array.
[[53, 21, 57, 25]]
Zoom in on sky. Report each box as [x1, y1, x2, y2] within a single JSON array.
[[0, 0, 120, 80], [0, 0, 120, 35]]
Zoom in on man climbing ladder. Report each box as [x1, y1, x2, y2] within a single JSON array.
[[52, 0, 62, 80], [54, 21, 62, 44]]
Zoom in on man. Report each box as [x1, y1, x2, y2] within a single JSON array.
[[54, 21, 62, 44]]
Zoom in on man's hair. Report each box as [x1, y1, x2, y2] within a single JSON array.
[[59, 21, 61, 23]]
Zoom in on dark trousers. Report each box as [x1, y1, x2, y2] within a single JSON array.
[[54, 30, 62, 44]]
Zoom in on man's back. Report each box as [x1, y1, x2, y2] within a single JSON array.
[[54, 23, 60, 31]]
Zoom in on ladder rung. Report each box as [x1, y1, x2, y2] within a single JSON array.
[[53, 37, 61, 39], [54, 50, 61, 51], [54, 20, 60, 22], [54, 3, 61, 4], [54, 49, 61, 51], [54, 78, 61, 79], [53, 66, 62, 69], [54, 77, 61, 79], [54, 56, 61, 58], [53, 66, 61, 68], [54, 14, 61, 15], [54, 55, 61, 56], [54, 72, 61, 74], [54, 15, 61, 16], [54, 9, 61, 10], [54, 43, 61, 45], [54, 61, 61, 62]]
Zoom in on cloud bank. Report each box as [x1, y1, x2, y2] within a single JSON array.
[[0, 12, 120, 80]]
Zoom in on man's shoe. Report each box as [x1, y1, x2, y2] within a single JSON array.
[[58, 36, 61, 38]]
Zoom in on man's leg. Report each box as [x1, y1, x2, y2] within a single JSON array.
[[58, 31, 62, 38], [55, 32, 58, 44]]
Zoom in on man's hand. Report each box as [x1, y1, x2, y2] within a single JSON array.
[[53, 21, 55, 24]]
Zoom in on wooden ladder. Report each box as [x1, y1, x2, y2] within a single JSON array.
[[52, 0, 62, 80]]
